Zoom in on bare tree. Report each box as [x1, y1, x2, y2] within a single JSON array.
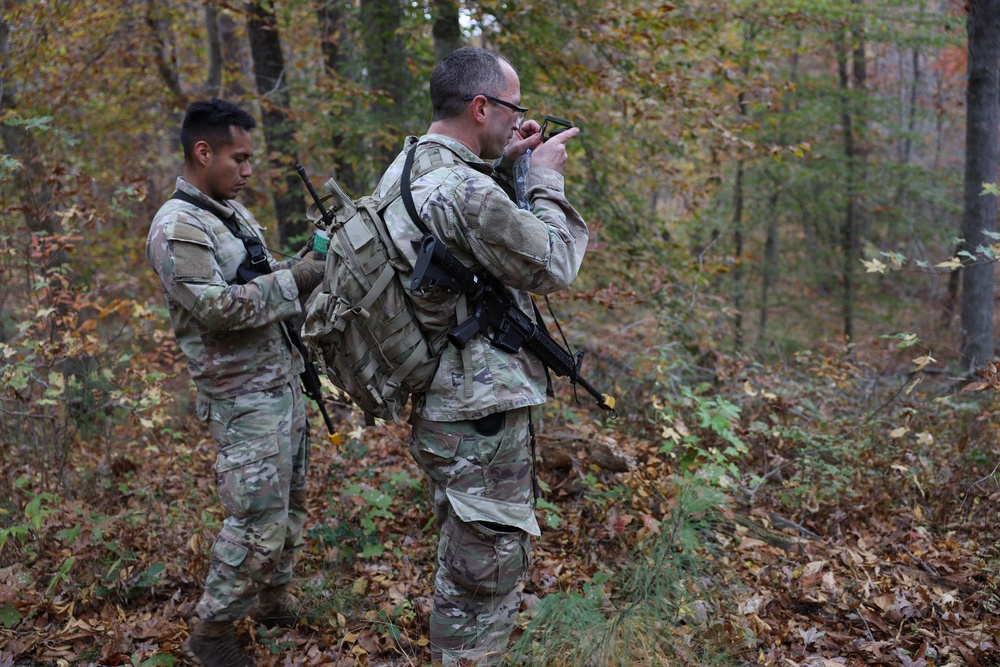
[[247, 0, 306, 248], [960, 0, 1000, 369], [317, 0, 362, 195], [144, 0, 186, 105], [432, 0, 463, 63], [0, 15, 54, 232], [205, 4, 223, 96], [360, 0, 413, 170], [835, 7, 868, 344]]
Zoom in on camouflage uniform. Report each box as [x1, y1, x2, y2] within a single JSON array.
[[378, 136, 588, 665], [146, 177, 310, 623]]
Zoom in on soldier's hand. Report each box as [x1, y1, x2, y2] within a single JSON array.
[[503, 119, 543, 162], [289, 250, 325, 295], [530, 126, 579, 174]]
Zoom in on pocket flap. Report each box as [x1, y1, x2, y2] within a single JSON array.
[[215, 434, 280, 474]]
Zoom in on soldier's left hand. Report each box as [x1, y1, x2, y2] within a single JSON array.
[[290, 250, 326, 295], [503, 119, 543, 162]]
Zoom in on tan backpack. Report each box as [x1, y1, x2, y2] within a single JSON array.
[[301, 150, 447, 423]]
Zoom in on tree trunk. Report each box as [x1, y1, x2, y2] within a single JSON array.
[[960, 0, 1000, 369], [360, 0, 413, 170], [317, 0, 362, 196], [733, 156, 745, 353], [758, 187, 780, 345], [0, 15, 54, 232], [205, 4, 223, 96], [246, 0, 306, 249], [759, 46, 798, 346], [837, 22, 863, 341], [145, 0, 186, 106], [432, 0, 463, 63], [851, 1, 870, 242], [220, 10, 249, 96]]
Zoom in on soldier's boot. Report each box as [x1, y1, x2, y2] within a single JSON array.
[[182, 620, 255, 667], [252, 585, 302, 628]]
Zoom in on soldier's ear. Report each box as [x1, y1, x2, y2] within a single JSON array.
[[192, 140, 213, 167]]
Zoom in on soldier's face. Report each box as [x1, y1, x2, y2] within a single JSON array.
[[203, 126, 254, 201], [481, 63, 522, 161]]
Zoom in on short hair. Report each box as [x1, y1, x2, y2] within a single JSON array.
[[430, 47, 512, 121], [180, 98, 256, 163]]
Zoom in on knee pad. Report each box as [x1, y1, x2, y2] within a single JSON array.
[[441, 519, 528, 597]]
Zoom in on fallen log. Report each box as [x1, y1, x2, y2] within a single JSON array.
[[537, 431, 635, 472]]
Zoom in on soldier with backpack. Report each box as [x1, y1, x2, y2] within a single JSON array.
[[146, 99, 326, 667], [375, 47, 589, 666]]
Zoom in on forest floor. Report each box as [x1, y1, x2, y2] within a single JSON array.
[[3, 339, 1000, 667]]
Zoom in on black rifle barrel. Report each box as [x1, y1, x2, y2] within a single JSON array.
[[295, 164, 334, 228]]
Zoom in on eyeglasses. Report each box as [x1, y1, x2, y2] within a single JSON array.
[[462, 94, 528, 129]]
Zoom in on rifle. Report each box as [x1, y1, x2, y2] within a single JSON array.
[[410, 234, 616, 415]]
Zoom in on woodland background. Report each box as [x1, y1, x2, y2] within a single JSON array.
[[3, 0, 1000, 665]]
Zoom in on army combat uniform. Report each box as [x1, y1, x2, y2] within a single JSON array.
[[378, 135, 589, 666], [146, 177, 310, 623]]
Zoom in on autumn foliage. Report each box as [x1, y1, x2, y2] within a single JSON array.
[[4, 1, 1000, 666]]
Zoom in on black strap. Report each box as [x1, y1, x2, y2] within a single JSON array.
[[171, 189, 235, 229], [400, 144, 432, 236], [171, 190, 270, 280], [529, 407, 540, 505]]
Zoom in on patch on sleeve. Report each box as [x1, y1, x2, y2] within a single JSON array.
[[164, 218, 215, 281], [172, 241, 215, 281], [166, 221, 211, 246]]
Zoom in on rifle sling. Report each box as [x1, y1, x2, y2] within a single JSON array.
[[171, 190, 270, 276]]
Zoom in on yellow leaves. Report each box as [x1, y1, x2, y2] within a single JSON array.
[[660, 425, 681, 442], [934, 257, 962, 270], [911, 354, 935, 371], [660, 417, 689, 443], [861, 257, 887, 274], [38, 371, 66, 406], [887, 426, 932, 446], [744, 381, 777, 400]]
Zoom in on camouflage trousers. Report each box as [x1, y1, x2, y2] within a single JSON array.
[[194, 381, 310, 622], [409, 407, 539, 667]]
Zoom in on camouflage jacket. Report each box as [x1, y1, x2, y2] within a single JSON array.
[[378, 135, 589, 422], [146, 177, 304, 399]]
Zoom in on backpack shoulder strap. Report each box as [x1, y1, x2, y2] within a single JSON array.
[[400, 144, 430, 235], [381, 142, 459, 221]]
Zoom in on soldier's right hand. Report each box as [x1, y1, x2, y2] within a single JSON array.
[[289, 250, 325, 295], [529, 126, 580, 174]]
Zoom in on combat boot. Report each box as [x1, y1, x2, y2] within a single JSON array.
[[182, 620, 255, 667], [252, 585, 302, 628]]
